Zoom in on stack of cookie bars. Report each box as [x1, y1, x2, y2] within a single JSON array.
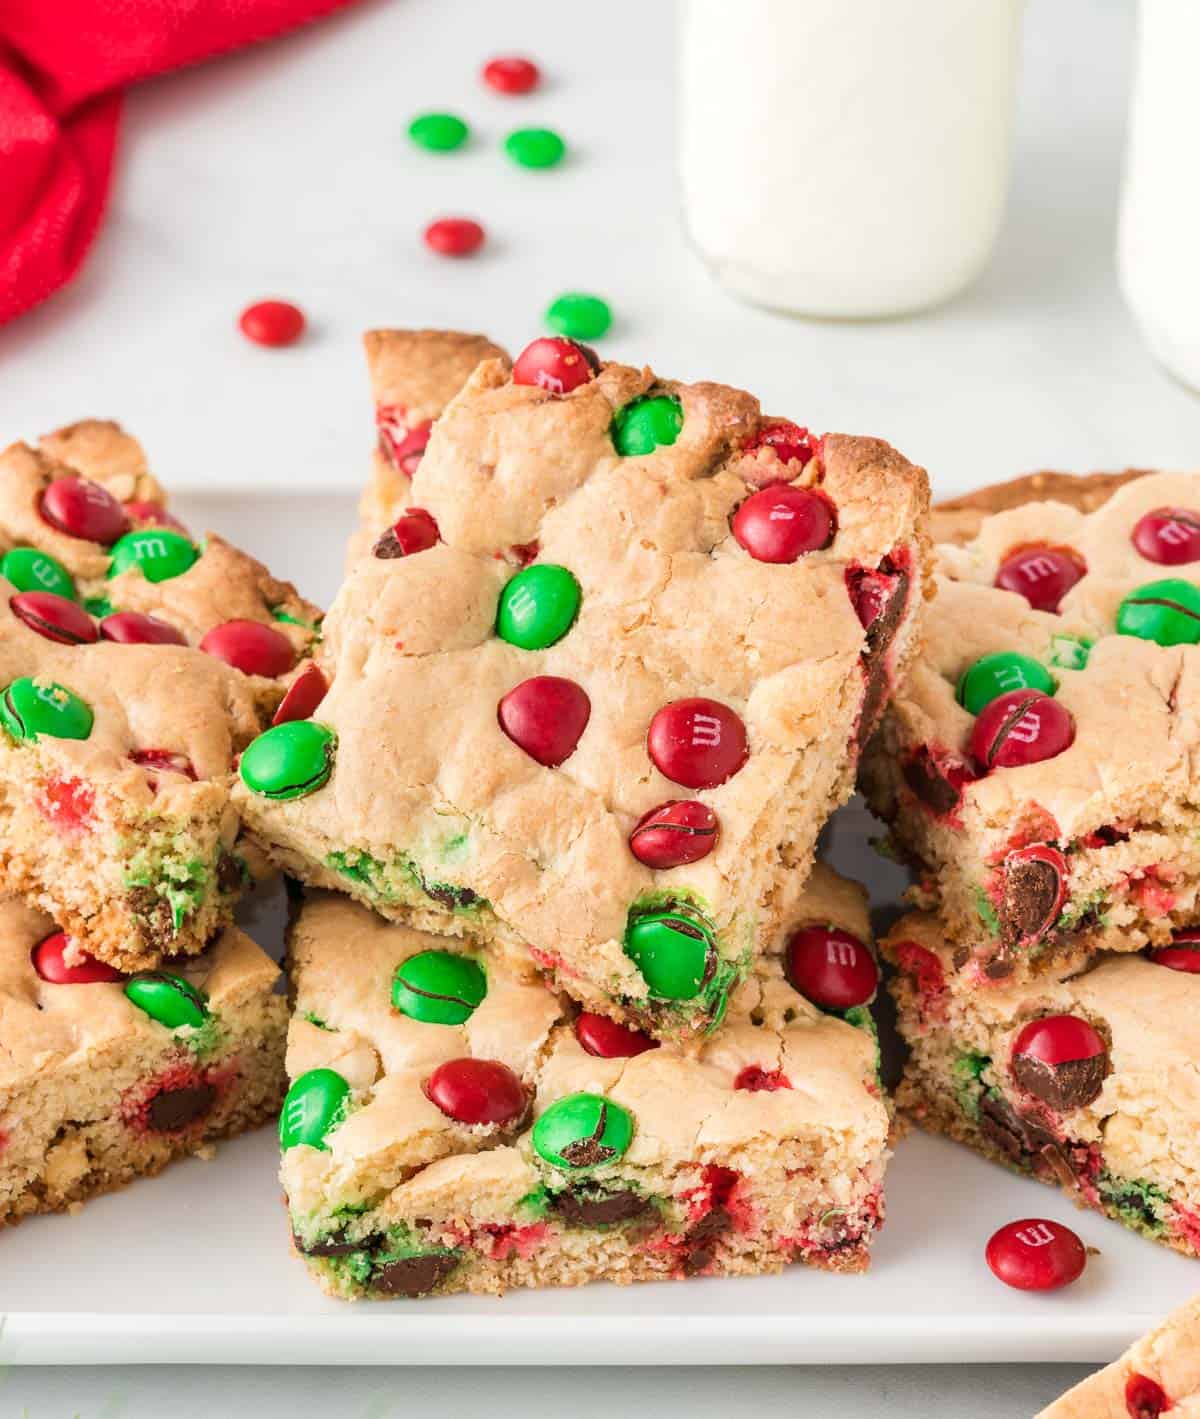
[[232, 329, 935, 1298], [862, 471, 1200, 1259], [0, 419, 322, 1222]]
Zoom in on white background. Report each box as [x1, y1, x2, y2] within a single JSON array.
[[1, 0, 1193, 1413]]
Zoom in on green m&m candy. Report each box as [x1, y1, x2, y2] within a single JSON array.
[[546, 293, 611, 342], [108, 528, 198, 584], [392, 950, 486, 1025], [84, 596, 115, 620], [124, 970, 208, 1029], [408, 112, 469, 152], [1117, 578, 1200, 646], [1, 547, 75, 600], [496, 564, 581, 650], [0, 678, 93, 743], [239, 721, 335, 800], [1048, 634, 1092, 671], [956, 652, 1056, 716], [279, 1068, 350, 1152], [611, 396, 683, 457], [532, 1092, 634, 1170], [504, 127, 565, 169], [624, 910, 714, 1001]]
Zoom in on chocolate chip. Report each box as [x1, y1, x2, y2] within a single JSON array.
[[371, 1252, 458, 1297], [127, 886, 176, 948], [951, 947, 970, 971], [683, 1203, 731, 1273], [978, 1092, 1058, 1162], [294, 1227, 363, 1258], [683, 1247, 714, 1276], [548, 1189, 652, 1227], [983, 951, 1015, 980], [1010, 1052, 1108, 1112], [146, 1082, 216, 1132], [864, 569, 910, 661], [421, 878, 480, 910], [903, 750, 962, 816], [216, 853, 244, 894], [372, 528, 405, 559], [1001, 857, 1061, 944]]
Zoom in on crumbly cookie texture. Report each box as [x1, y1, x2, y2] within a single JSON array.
[[348, 330, 509, 565], [281, 863, 889, 1300], [238, 348, 931, 1041], [1036, 1293, 1200, 1418], [0, 421, 321, 658], [0, 896, 286, 1226], [883, 911, 1200, 1261], [932, 469, 1147, 546], [861, 471, 1200, 981]]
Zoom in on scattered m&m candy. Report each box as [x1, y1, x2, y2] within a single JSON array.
[[239, 720, 336, 800], [280, 1067, 350, 1151], [272, 663, 328, 727], [0, 678, 93, 743], [512, 337, 596, 394], [985, 1217, 1087, 1291], [1132, 507, 1200, 565], [100, 611, 187, 646], [784, 926, 878, 1010], [496, 564, 581, 650], [1117, 578, 1200, 646], [731, 485, 835, 564], [970, 689, 1074, 771], [1148, 927, 1200, 972], [424, 218, 486, 258], [200, 619, 296, 678], [408, 112, 469, 152], [425, 1058, 525, 1126], [628, 799, 718, 869], [40, 477, 128, 546], [498, 675, 590, 766], [392, 950, 487, 1025], [125, 970, 209, 1029], [482, 56, 540, 94], [108, 528, 198, 584], [532, 1092, 634, 1169], [545, 292, 611, 341], [994, 544, 1086, 614], [10, 592, 97, 646], [373, 509, 440, 559], [1, 547, 76, 600], [611, 395, 683, 457], [504, 127, 565, 168], [646, 697, 747, 790], [1010, 1014, 1108, 1111], [239, 300, 306, 348], [574, 1012, 657, 1058], [32, 932, 123, 984], [956, 652, 1056, 716], [624, 910, 715, 1000]]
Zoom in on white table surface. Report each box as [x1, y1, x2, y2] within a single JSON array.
[[0, 0, 1192, 1414]]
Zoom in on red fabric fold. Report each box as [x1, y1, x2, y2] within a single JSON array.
[[0, 0, 357, 325]]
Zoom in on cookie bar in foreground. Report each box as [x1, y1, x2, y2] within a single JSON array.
[[1037, 1292, 1200, 1418], [0, 897, 286, 1226], [281, 864, 889, 1299], [884, 912, 1200, 1259], [348, 329, 509, 565], [238, 339, 930, 1041], [862, 472, 1200, 981]]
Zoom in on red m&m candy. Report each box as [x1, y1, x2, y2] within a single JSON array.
[[575, 1012, 657, 1058], [376, 410, 432, 475], [731, 486, 835, 564], [272, 663, 329, 727], [1010, 1014, 1108, 1111], [200, 620, 295, 678], [424, 218, 486, 258], [985, 1218, 1087, 1291], [100, 611, 187, 646], [743, 421, 819, 481], [373, 509, 440, 559], [785, 926, 878, 1010], [1148, 927, 1200, 973], [994, 544, 1085, 613], [970, 690, 1074, 771], [239, 300, 305, 347], [1132, 507, 1200, 565], [123, 501, 189, 535], [498, 676, 590, 767], [130, 749, 197, 782], [482, 56, 540, 94], [32, 931, 124, 984], [10, 592, 97, 646], [1125, 1374, 1171, 1418], [40, 477, 128, 545], [647, 698, 748, 790], [628, 799, 718, 869], [512, 337, 596, 395], [425, 1058, 526, 1126]]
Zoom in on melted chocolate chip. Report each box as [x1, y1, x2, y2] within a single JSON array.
[[293, 1227, 378, 1258], [983, 951, 1015, 980], [864, 569, 910, 661], [217, 854, 244, 894], [978, 1092, 1057, 1162], [422, 880, 480, 910], [371, 527, 405, 559], [683, 1203, 731, 1274], [371, 1252, 458, 1297], [548, 1189, 652, 1227], [1001, 857, 1061, 944], [127, 887, 176, 948], [902, 751, 962, 816], [147, 1082, 216, 1132], [1011, 1051, 1108, 1112]]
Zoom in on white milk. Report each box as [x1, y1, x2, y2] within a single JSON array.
[[1119, 0, 1200, 393], [678, 0, 1024, 318]]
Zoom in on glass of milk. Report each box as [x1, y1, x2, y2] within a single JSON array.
[[1118, 0, 1200, 393], [678, 0, 1025, 319]]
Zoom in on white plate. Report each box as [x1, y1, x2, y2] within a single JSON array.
[[1, 492, 1194, 1367]]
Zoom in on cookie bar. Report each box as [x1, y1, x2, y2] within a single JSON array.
[[348, 329, 509, 565], [884, 912, 1200, 1259], [932, 469, 1147, 546], [237, 338, 931, 1041], [1037, 1292, 1200, 1418], [862, 472, 1200, 981], [0, 896, 286, 1226], [281, 863, 889, 1300]]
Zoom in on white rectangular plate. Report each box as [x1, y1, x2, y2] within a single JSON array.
[[1, 492, 1193, 1366]]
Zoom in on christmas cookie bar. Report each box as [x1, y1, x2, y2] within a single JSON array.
[[0, 896, 286, 1226], [1037, 1292, 1200, 1418], [236, 338, 930, 1041], [884, 911, 1200, 1259], [281, 862, 889, 1300], [348, 329, 509, 565], [862, 472, 1200, 981], [932, 468, 1146, 546]]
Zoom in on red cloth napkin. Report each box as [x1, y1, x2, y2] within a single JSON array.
[[0, 0, 357, 325]]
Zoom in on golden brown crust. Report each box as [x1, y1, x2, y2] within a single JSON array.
[[37, 419, 166, 506], [932, 469, 1149, 545]]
